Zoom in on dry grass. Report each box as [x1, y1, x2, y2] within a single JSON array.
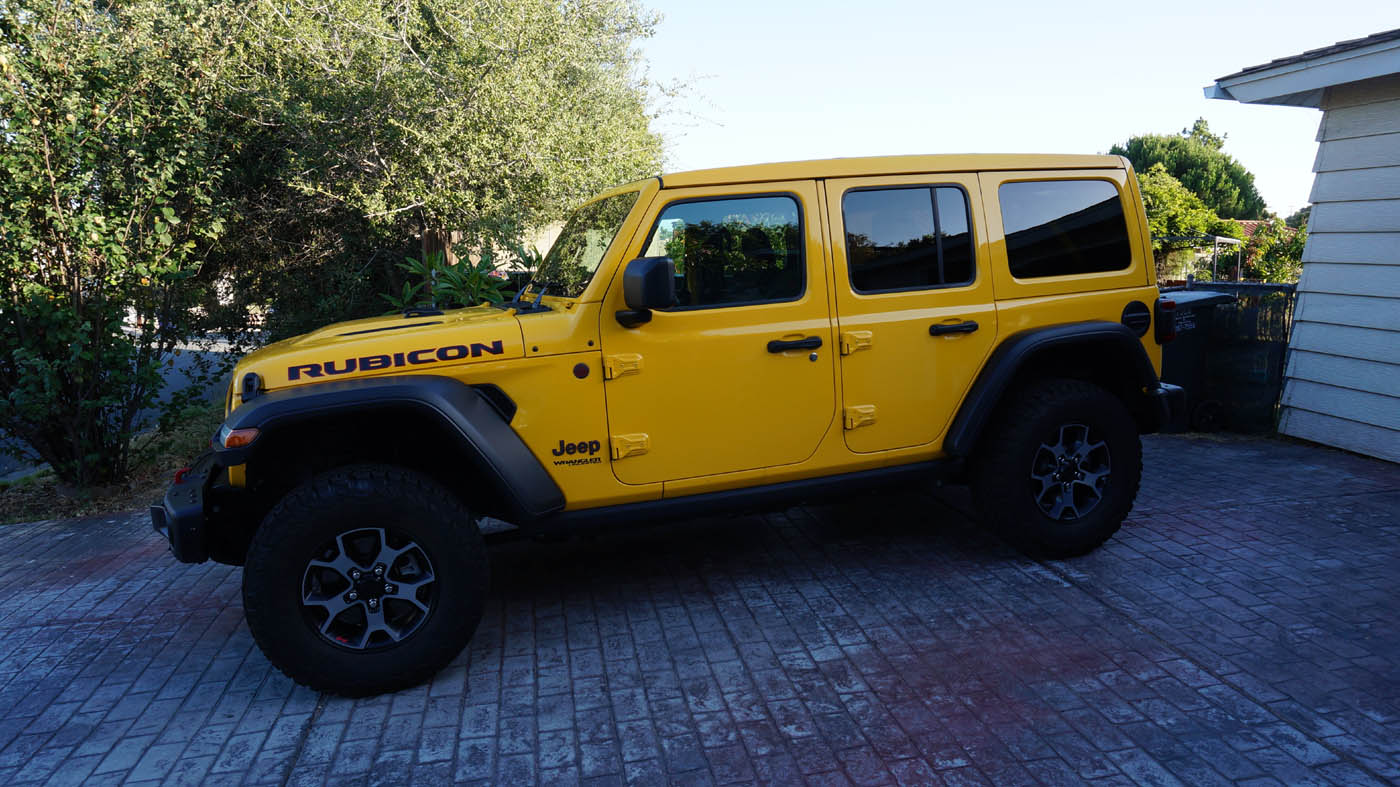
[[0, 402, 225, 525]]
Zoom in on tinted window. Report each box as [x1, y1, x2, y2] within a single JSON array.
[[999, 180, 1131, 279], [643, 196, 802, 308], [843, 187, 974, 292]]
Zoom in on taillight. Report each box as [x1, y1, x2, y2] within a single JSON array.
[[1154, 298, 1177, 344]]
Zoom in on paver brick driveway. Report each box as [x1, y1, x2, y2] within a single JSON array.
[[1, 434, 1398, 786]]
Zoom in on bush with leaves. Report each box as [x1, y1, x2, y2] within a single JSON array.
[[1242, 218, 1307, 283], [0, 0, 234, 486], [382, 252, 511, 312], [206, 0, 667, 340], [1135, 163, 1243, 279]]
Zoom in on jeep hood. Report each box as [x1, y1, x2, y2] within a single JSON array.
[[233, 306, 524, 396]]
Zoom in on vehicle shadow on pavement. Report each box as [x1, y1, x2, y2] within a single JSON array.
[[483, 484, 1011, 602]]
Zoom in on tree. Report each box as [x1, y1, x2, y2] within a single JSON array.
[[1285, 206, 1311, 228], [1135, 163, 1242, 279], [205, 0, 666, 338], [0, 0, 233, 485], [1243, 218, 1306, 283], [1111, 119, 1268, 220]]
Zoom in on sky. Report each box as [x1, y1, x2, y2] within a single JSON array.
[[637, 0, 1394, 217]]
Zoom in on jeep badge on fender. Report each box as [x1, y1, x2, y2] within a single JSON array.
[[553, 439, 602, 457], [152, 153, 1183, 697]]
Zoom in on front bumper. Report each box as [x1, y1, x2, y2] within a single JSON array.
[[1151, 382, 1187, 433], [151, 450, 222, 563]]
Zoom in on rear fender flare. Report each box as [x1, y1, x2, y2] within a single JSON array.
[[944, 321, 1159, 458]]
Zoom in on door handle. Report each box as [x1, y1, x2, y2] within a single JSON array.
[[767, 336, 823, 353], [929, 320, 979, 337]]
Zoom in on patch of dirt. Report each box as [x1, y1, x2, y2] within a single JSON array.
[[0, 403, 223, 525]]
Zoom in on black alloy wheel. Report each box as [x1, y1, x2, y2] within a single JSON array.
[[1029, 423, 1112, 521], [301, 526, 437, 650]]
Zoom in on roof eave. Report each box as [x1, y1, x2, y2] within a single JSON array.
[[1206, 36, 1400, 107]]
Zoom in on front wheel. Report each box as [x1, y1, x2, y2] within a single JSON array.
[[243, 465, 488, 696], [971, 379, 1142, 558]]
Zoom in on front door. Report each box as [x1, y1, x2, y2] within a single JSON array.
[[824, 174, 997, 453], [600, 181, 836, 486]]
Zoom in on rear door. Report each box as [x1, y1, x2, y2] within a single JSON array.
[[824, 175, 997, 453]]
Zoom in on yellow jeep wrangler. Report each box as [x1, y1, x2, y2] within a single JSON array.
[[153, 154, 1184, 695]]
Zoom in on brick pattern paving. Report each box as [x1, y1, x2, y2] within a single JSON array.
[[1, 434, 1397, 786]]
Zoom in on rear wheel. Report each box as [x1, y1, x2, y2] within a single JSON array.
[[243, 464, 487, 696], [971, 379, 1141, 557]]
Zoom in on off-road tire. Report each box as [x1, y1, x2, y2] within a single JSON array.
[[971, 378, 1141, 558], [243, 464, 487, 696]]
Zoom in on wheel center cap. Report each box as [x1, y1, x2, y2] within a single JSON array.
[[354, 576, 385, 601]]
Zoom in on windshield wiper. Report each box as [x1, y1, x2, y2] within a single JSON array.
[[531, 280, 559, 309], [503, 277, 556, 312]]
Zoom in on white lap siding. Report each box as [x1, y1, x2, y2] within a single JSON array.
[[1280, 76, 1400, 462]]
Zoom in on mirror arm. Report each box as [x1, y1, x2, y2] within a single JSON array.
[[615, 308, 652, 329]]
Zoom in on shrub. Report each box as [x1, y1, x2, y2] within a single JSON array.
[[0, 0, 232, 485]]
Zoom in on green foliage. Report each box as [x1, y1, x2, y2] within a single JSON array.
[[1135, 164, 1243, 279], [207, 0, 665, 337], [2, 0, 667, 489], [381, 252, 509, 312], [1243, 218, 1306, 283], [0, 0, 233, 486], [1138, 164, 1217, 243], [1112, 119, 1268, 220], [1285, 206, 1311, 228]]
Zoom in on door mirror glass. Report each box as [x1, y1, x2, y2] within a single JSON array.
[[617, 256, 676, 327]]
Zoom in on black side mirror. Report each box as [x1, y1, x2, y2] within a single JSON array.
[[617, 256, 675, 328]]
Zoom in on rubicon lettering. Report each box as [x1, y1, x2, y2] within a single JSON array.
[[287, 340, 505, 380]]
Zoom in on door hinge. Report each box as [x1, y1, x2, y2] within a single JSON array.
[[840, 330, 873, 355], [843, 405, 877, 430], [603, 353, 643, 380], [610, 433, 650, 460]]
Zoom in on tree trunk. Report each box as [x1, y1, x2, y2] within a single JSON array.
[[420, 228, 461, 265]]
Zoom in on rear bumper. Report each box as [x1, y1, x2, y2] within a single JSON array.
[[1151, 382, 1187, 433], [151, 451, 222, 563]]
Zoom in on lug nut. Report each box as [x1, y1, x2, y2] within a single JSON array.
[[367, 599, 378, 609], [350, 569, 361, 580], [347, 591, 358, 601], [385, 584, 396, 594], [374, 565, 384, 576]]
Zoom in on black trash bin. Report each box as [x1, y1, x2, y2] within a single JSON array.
[[1159, 290, 1235, 431]]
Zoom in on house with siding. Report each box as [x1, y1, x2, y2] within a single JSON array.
[[1207, 29, 1400, 463]]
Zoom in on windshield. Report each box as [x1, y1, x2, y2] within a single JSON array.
[[528, 190, 641, 298]]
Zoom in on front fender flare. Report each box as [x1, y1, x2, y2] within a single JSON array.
[[216, 375, 565, 521]]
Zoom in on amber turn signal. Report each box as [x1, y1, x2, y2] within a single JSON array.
[[221, 427, 260, 448]]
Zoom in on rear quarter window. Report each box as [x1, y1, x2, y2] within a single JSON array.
[[999, 180, 1132, 279]]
